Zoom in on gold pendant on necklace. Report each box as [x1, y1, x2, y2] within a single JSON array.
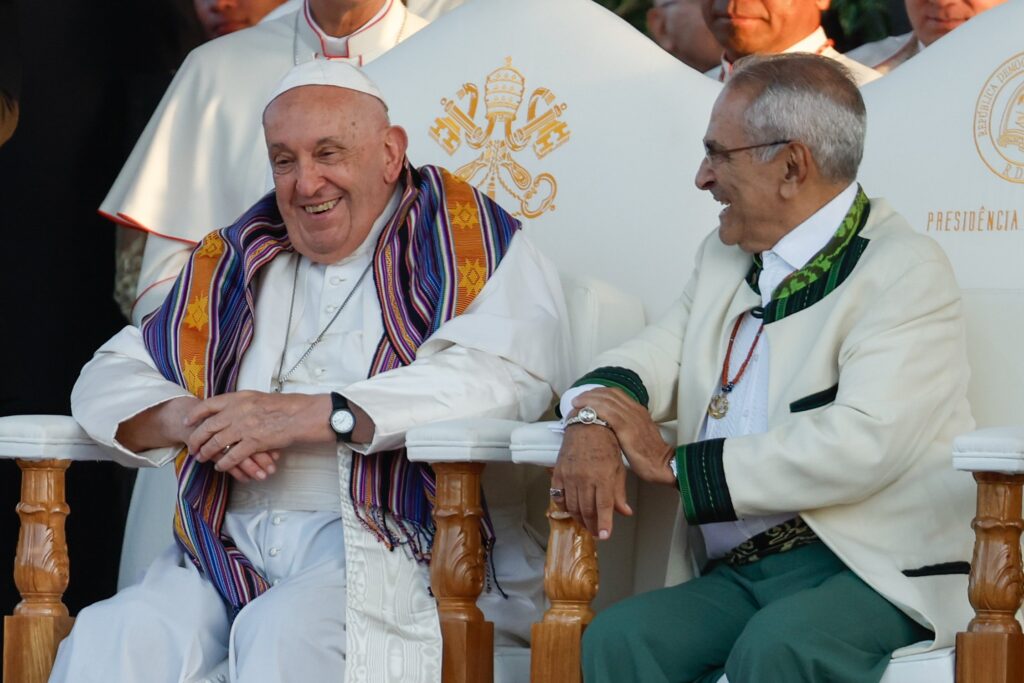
[[708, 393, 729, 419]]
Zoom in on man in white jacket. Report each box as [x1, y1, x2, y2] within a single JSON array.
[[53, 60, 568, 683], [557, 54, 973, 683]]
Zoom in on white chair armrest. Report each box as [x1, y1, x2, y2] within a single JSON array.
[[510, 421, 563, 467], [509, 421, 678, 467], [953, 426, 1024, 473], [405, 418, 524, 463], [0, 414, 110, 461]]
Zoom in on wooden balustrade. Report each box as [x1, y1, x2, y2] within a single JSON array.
[[530, 497, 599, 683], [956, 472, 1024, 683], [3, 459, 74, 683], [430, 462, 494, 683]]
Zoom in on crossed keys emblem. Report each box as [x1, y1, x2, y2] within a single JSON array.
[[429, 57, 571, 219]]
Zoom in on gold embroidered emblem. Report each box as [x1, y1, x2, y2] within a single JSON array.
[[184, 294, 209, 331], [458, 259, 487, 297], [182, 356, 205, 395], [196, 234, 225, 258], [430, 57, 570, 219], [974, 52, 1024, 184]]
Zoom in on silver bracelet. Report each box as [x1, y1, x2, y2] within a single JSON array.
[[563, 406, 609, 428]]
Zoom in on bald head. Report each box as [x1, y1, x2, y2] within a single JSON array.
[[263, 85, 408, 264]]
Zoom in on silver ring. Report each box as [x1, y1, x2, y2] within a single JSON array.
[[549, 487, 565, 498], [222, 443, 234, 455]]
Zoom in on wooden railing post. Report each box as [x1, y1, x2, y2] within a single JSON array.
[[4, 459, 75, 683], [430, 462, 493, 683], [956, 472, 1024, 683], [530, 497, 599, 683]]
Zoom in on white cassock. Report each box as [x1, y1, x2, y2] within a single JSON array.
[[704, 27, 881, 85], [845, 32, 921, 75], [53, 192, 571, 683], [404, 0, 468, 22], [101, 0, 428, 322]]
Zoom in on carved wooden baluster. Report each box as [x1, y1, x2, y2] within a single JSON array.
[[530, 497, 599, 683], [4, 459, 75, 683], [956, 472, 1024, 683], [431, 462, 493, 683]]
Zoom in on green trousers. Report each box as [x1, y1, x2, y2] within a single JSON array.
[[581, 542, 931, 683]]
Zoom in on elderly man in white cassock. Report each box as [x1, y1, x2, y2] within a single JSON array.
[[50, 60, 569, 683]]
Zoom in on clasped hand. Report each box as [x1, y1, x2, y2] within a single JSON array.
[[177, 391, 329, 482], [552, 387, 677, 540]]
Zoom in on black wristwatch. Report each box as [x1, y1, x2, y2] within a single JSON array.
[[329, 392, 356, 443]]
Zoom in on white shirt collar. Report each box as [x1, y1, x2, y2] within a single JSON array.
[[758, 181, 858, 304], [718, 26, 831, 76], [296, 0, 401, 66]]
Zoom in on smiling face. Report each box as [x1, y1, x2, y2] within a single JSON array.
[[263, 85, 407, 264], [694, 87, 790, 253], [700, 0, 829, 61], [193, 0, 286, 40], [905, 0, 1006, 46]]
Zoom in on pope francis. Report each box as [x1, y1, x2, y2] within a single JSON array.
[[51, 60, 569, 683]]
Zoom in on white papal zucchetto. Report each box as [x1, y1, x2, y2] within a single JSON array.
[[264, 58, 387, 113]]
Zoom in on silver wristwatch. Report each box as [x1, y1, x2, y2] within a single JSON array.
[[564, 406, 609, 428]]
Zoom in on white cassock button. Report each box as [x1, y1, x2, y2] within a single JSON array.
[[272, 515, 283, 526], [269, 547, 280, 557], [326, 304, 338, 313], [272, 579, 281, 586], [330, 276, 343, 286], [316, 368, 326, 376]]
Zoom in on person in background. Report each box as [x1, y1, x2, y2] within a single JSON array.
[[0, 0, 19, 148], [847, 0, 1006, 74], [113, 0, 290, 319], [700, 0, 880, 84], [648, 0, 723, 73], [193, 0, 289, 40]]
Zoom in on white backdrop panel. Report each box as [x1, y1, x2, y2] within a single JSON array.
[[365, 0, 723, 317]]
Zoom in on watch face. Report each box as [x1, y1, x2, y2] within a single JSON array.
[[578, 407, 598, 423], [331, 409, 355, 435]]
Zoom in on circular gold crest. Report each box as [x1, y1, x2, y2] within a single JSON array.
[[974, 52, 1024, 184]]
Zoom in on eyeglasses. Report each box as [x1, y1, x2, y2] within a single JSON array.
[[703, 139, 792, 164]]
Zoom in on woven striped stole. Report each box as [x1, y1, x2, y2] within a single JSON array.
[[141, 163, 520, 614], [745, 187, 871, 324]]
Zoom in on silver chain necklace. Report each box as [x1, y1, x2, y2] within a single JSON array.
[[272, 257, 373, 393]]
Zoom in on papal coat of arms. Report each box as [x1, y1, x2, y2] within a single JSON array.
[[430, 57, 570, 218]]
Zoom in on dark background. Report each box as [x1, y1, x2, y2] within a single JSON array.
[[0, 0, 203, 646]]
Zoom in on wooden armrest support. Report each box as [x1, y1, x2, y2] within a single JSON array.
[[4, 459, 74, 683], [430, 461, 494, 683], [956, 472, 1024, 683], [530, 490, 599, 683]]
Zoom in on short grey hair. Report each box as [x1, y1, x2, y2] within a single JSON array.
[[727, 53, 867, 183]]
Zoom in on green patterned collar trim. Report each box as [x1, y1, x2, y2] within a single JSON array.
[[745, 187, 871, 324]]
